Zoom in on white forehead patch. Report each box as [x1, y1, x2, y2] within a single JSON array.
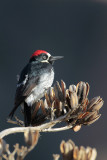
[[47, 53, 51, 57]]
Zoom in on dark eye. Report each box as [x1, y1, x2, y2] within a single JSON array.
[[42, 55, 47, 60]]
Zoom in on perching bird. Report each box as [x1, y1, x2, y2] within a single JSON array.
[[9, 50, 63, 126]]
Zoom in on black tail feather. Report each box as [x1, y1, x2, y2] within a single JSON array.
[[9, 103, 31, 127], [24, 102, 31, 126], [9, 105, 19, 119]]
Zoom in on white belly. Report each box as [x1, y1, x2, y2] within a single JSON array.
[[25, 70, 54, 106]]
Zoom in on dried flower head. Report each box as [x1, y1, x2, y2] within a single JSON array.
[[0, 139, 6, 155], [31, 81, 103, 131], [7, 80, 103, 133], [60, 139, 97, 160], [24, 130, 39, 147]]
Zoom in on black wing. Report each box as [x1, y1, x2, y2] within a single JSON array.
[[9, 64, 39, 118], [14, 75, 39, 107]]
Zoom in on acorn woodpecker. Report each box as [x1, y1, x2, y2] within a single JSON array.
[[9, 50, 63, 126]]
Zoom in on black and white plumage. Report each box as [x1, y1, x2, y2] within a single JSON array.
[[9, 50, 63, 126]]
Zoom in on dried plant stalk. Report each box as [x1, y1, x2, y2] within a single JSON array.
[[0, 80, 103, 160], [8, 81, 103, 130], [0, 130, 39, 160]]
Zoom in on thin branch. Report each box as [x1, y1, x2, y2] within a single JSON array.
[[0, 112, 71, 139], [43, 125, 73, 132]]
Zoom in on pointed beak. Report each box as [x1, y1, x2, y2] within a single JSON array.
[[49, 56, 64, 62]]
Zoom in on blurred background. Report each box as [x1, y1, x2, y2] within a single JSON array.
[[0, 0, 107, 159]]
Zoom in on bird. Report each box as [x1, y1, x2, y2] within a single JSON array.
[[9, 50, 63, 126]]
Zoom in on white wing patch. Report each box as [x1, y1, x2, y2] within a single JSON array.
[[17, 75, 28, 87]]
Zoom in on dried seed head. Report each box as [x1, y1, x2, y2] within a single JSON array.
[[44, 99, 48, 109], [86, 147, 97, 160], [78, 146, 87, 160], [40, 100, 47, 115], [73, 125, 81, 132], [45, 93, 52, 108], [87, 97, 103, 112], [70, 92, 78, 109], [31, 101, 41, 120], [54, 82, 64, 102], [69, 85, 76, 93], [60, 140, 65, 154], [53, 154, 60, 160], [86, 114, 101, 125], [61, 80, 66, 100], [73, 146, 79, 159], [60, 140, 74, 160], [0, 139, 7, 155], [76, 82, 89, 104], [15, 80, 103, 128], [24, 130, 39, 147], [60, 140, 97, 160], [49, 87, 55, 101]]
